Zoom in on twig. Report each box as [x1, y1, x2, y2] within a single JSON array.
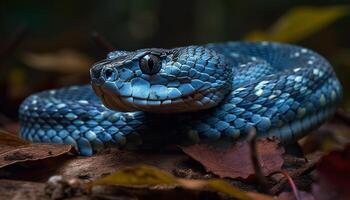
[[0, 26, 28, 64], [247, 128, 271, 194], [283, 155, 307, 164], [273, 171, 300, 200], [269, 152, 321, 194], [91, 32, 116, 53]]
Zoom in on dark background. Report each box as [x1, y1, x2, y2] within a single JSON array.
[[0, 0, 349, 125]]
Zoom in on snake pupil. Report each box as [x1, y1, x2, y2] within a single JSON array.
[[140, 54, 161, 75], [105, 69, 113, 78], [148, 59, 154, 71]]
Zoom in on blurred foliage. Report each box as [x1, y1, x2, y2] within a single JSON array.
[[0, 0, 349, 121], [21, 50, 93, 73], [243, 5, 350, 110], [245, 5, 349, 42]]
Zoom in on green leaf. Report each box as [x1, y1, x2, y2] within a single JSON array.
[[245, 5, 349, 42], [92, 165, 275, 200], [93, 165, 178, 186]]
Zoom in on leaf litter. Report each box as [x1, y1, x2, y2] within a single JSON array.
[[180, 138, 285, 179]]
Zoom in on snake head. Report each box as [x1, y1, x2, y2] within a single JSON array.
[[91, 46, 232, 113]]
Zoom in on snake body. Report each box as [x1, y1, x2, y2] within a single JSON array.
[[19, 42, 342, 155]]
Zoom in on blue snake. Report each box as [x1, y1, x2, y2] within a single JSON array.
[[19, 41, 342, 156]]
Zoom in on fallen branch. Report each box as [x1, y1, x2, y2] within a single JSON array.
[[269, 152, 321, 194], [273, 171, 300, 200], [247, 128, 271, 194]]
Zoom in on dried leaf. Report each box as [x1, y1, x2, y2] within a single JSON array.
[[2, 123, 20, 135], [21, 49, 94, 73], [312, 144, 350, 200], [0, 143, 76, 168], [245, 6, 349, 42], [0, 130, 29, 147], [93, 165, 178, 187], [57, 150, 188, 180], [92, 165, 275, 200], [180, 139, 284, 179]]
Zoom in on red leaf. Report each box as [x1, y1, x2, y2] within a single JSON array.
[[180, 139, 284, 179], [312, 144, 350, 200]]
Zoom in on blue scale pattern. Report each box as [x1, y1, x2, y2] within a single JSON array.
[[19, 42, 342, 155]]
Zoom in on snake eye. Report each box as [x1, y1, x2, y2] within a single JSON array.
[[139, 54, 161, 75]]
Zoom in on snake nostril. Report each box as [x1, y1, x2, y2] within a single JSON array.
[[103, 67, 117, 81], [91, 64, 103, 80]]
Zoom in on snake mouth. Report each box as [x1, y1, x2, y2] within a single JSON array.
[[92, 83, 219, 113]]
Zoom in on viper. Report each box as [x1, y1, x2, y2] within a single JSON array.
[[19, 41, 342, 155]]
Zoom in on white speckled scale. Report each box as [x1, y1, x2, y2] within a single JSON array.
[[19, 41, 342, 155]]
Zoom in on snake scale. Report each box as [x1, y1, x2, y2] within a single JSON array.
[[19, 41, 342, 156]]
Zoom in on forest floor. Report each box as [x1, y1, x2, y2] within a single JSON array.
[[0, 110, 349, 200]]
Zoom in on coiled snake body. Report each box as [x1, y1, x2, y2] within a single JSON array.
[[19, 42, 342, 155]]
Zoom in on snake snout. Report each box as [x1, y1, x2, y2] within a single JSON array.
[[90, 62, 118, 86], [90, 63, 104, 85]]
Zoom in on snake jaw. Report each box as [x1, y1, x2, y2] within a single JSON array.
[[92, 82, 135, 111], [91, 83, 103, 97], [94, 80, 231, 113]]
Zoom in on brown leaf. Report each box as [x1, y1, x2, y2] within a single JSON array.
[[312, 143, 350, 200], [1, 123, 20, 135], [180, 139, 284, 179], [0, 130, 77, 169], [0, 131, 78, 181], [56, 150, 188, 180], [0, 130, 29, 148], [0, 143, 76, 168]]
